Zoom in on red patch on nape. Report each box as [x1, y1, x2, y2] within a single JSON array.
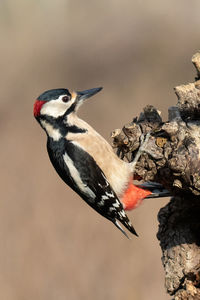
[[33, 100, 45, 117], [121, 182, 152, 211]]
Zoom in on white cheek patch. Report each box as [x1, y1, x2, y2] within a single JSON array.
[[40, 98, 75, 118], [63, 153, 95, 201]]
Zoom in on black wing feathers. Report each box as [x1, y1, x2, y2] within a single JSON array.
[[47, 138, 137, 237]]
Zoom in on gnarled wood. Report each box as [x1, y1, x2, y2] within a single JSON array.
[[111, 52, 200, 299]]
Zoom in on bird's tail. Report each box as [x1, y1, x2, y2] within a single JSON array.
[[136, 182, 170, 198], [113, 218, 138, 239], [113, 209, 138, 238]]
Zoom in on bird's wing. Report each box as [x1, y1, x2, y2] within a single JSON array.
[[63, 140, 137, 237]]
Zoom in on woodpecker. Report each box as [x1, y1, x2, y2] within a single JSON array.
[[34, 87, 169, 238]]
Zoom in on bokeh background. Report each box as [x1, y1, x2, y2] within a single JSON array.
[[1, 1, 200, 299]]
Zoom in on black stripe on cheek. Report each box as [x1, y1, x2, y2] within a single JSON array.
[[40, 115, 87, 135], [64, 102, 77, 116], [68, 126, 87, 134]]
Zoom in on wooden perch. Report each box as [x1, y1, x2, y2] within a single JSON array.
[[111, 52, 200, 300]]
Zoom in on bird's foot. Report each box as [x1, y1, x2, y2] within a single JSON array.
[[131, 132, 151, 173]]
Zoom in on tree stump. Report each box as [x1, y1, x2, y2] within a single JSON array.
[[111, 52, 200, 299]]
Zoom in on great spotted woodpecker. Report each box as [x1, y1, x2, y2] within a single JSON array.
[[34, 87, 169, 238]]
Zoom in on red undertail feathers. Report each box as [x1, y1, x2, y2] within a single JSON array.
[[121, 183, 152, 211]]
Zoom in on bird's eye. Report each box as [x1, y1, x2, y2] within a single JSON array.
[[62, 95, 71, 103]]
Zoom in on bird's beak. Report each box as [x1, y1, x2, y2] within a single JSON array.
[[76, 87, 103, 102]]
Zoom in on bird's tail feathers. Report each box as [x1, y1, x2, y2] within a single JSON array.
[[113, 220, 130, 239], [136, 182, 171, 198], [113, 213, 138, 239]]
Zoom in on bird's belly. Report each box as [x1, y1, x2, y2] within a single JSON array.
[[69, 134, 132, 198], [106, 163, 131, 198]]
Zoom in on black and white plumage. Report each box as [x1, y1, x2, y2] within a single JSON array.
[[34, 87, 137, 238]]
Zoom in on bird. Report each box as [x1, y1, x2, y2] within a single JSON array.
[[34, 87, 169, 238]]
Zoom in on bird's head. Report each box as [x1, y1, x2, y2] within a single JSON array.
[[33, 87, 103, 120]]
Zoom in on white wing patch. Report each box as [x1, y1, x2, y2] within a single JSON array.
[[109, 207, 115, 212], [97, 199, 105, 207], [63, 153, 95, 202], [101, 195, 109, 200], [113, 200, 120, 208], [119, 210, 126, 218], [105, 191, 115, 198]]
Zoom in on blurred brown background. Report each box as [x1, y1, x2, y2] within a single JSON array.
[[0, 1, 200, 299]]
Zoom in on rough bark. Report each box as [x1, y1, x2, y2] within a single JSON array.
[[111, 52, 200, 299]]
